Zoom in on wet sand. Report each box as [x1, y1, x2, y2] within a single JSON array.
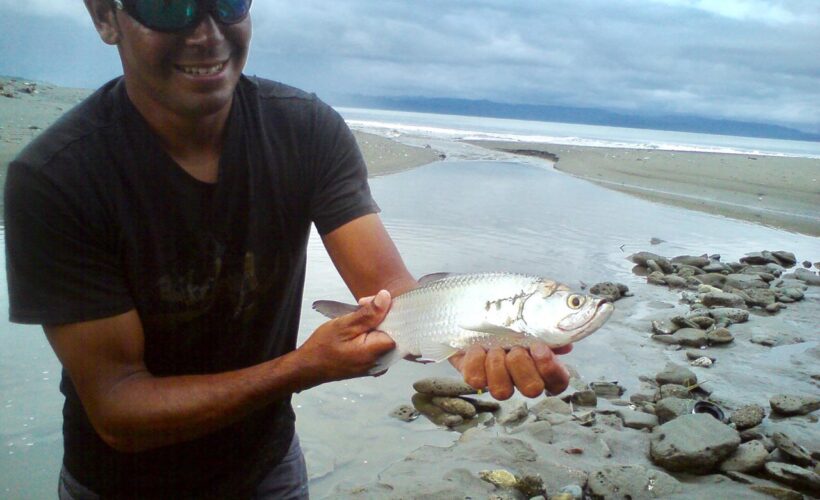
[[467, 140, 820, 237]]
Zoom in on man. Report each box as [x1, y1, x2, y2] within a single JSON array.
[[4, 0, 571, 497]]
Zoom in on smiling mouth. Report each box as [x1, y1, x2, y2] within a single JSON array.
[[176, 62, 226, 76]]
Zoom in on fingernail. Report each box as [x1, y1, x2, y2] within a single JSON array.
[[373, 290, 390, 309], [531, 343, 549, 358]]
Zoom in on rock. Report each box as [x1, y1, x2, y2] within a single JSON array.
[[630, 389, 659, 405], [432, 397, 477, 418], [411, 393, 464, 427], [765, 462, 820, 491], [688, 316, 716, 329], [413, 377, 478, 396], [669, 328, 708, 347], [590, 282, 630, 302], [672, 255, 710, 268], [725, 471, 805, 499], [656, 363, 698, 386], [751, 333, 804, 347], [744, 288, 778, 308], [740, 251, 780, 266], [793, 268, 820, 286], [771, 251, 797, 267], [655, 397, 696, 424], [772, 432, 814, 466], [701, 291, 747, 308], [615, 409, 659, 430], [556, 484, 583, 500], [570, 390, 597, 407], [705, 328, 734, 345], [659, 384, 692, 400], [389, 404, 421, 422], [770, 394, 820, 416], [663, 275, 689, 288], [686, 349, 716, 361], [479, 469, 518, 488], [650, 413, 741, 473], [532, 397, 572, 418], [514, 420, 554, 444], [459, 396, 501, 413], [703, 261, 730, 273], [719, 440, 769, 473], [690, 357, 713, 368], [573, 411, 596, 426], [765, 303, 786, 313], [724, 273, 769, 290], [497, 400, 530, 426], [647, 271, 667, 285], [671, 315, 701, 329], [630, 252, 673, 273], [589, 381, 626, 399], [776, 287, 805, 302], [708, 308, 750, 325], [729, 404, 766, 430], [587, 465, 683, 499], [696, 273, 729, 287], [651, 319, 679, 335]]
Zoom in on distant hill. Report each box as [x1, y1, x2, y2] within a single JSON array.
[[338, 95, 820, 142]]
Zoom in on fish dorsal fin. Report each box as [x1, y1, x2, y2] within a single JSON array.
[[459, 320, 526, 339], [418, 272, 455, 285], [418, 340, 461, 363], [312, 300, 358, 319]]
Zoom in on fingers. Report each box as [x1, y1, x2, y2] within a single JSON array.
[[360, 330, 396, 355], [530, 343, 571, 395], [338, 290, 391, 338], [485, 347, 514, 400], [460, 345, 487, 390], [505, 347, 545, 398]]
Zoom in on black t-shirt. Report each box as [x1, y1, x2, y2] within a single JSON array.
[[4, 76, 378, 497]]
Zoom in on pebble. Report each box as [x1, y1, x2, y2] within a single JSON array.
[[431, 397, 477, 418], [569, 390, 597, 407], [556, 484, 583, 500], [389, 404, 420, 422], [719, 440, 768, 473], [458, 396, 501, 413], [659, 384, 692, 400], [685, 349, 716, 361], [770, 394, 820, 416], [729, 404, 766, 430], [588, 381, 626, 398], [413, 377, 478, 397], [410, 393, 464, 428], [497, 401, 530, 426], [705, 328, 734, 345], [655, 397, 695, 424], [772, 432, 814, 466], [690, 357, 713, 368], [764, 462, 820, 491], [650, 413, 740, 473], [651, 319, 678, 335], [701, 291, 746, 308], [587, 465, 682, 498], [615, 408, 658, 429], [656, 363, 698, 386]]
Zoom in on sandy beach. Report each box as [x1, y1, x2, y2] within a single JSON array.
[[2, 81, 819, 499]]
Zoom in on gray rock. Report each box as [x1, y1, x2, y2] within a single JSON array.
[[516, 420, 554, 444], [772, 432, 814, 466], [615, 409, 659, 430], [557, 484, 583, 500], [432, 396, 477, 418], [663, 275, 689, 288], [656, 363, 698, 386], [497, 400, 530, 425], [719, 440, 769, 473], [587, 465, 682, 499], [413, 377, 478, 396], [724, 273, 769, 290], [770, 394, 820, 416], [647, 271, 667, 285], [630, 389, 660, 405], [765, 462, 820, 491], [751, 333, 804, 347], [703, 261, 730, 273], [765, 302, 786, 313], [389, 404, 421, 422], [590, 282, 630, 302], [740, 251, 780, 266], [708, 307, 750, 325], [670, 328, 708, 347], [651, 319, 678, 335], [650, 413, 741, 473], [696, 273, 729, 287], [794, 267, 820, 286], [705, 327, 735, 345], [672, 254, 711, 268], [589, 381, 626, 398], [776, 287, 805, 302], [411, 393, 465, 427], [686, 349, 716, 361], [630, 252, 673, 273], [724, 471, 805, 500], [771, 251, 797, 267], [688, 316, 716, 329], [744, 288, 778, 308], [570, 390, 597, 407], [702, 291, 747, 308], [729, 404, 766, 430], [532, 397, 572, 418], [459, 396, 501, 413], [659, 384, 692, 400], [671, 315, 701, 329], [655, 397, 696, 424]]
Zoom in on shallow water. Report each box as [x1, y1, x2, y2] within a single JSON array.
[[1, 159, 818, 498]]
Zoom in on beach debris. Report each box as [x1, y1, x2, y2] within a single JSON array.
[[692, 401, 726, 421], [650, 237, 666, 245], [729, 404, 766, 430], [650, 413, 740, 473], [587, 465, 683, 499], [314, 272, 614, 374], [770, 394, 820, 416]]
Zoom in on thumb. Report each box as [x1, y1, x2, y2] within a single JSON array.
[[340, 289, 391, 334]]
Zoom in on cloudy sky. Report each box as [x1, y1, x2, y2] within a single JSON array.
[[1, 0, 818, 133]]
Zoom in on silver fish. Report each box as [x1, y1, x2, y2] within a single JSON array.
[[313, 272, 614, 374]]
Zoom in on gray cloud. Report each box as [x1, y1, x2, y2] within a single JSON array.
[[1, 0, 817, 132]]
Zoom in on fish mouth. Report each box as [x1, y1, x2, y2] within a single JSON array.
[[559, 299, 614, 338]]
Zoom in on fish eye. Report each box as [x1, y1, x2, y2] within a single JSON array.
[[567, 294, 585, 309]]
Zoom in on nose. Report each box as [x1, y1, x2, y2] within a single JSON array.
[[185, 13, 225, 46]]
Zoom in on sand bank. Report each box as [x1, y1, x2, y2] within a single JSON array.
[[468, 140, 820, 237]]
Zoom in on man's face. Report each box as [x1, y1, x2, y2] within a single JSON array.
[[114, 6, 251, 119]]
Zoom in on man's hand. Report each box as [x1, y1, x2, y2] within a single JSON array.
[[296, 290, 396, 385], [450, 343, 572, 400]]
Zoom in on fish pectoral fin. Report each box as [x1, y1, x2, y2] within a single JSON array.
[[459, 321, 525, 339], [312, 300, 358, 319], [418, 340, 461, 363], [417, 272, 455, 285]]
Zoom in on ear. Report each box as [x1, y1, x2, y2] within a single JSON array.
[[84, 0, 122, 45]]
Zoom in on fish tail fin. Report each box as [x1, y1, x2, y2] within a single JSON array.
[[369, 347, 410, 376], [312, 300, 358, 318]]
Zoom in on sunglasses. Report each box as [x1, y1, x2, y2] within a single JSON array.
[[112, 0, 252, 33]]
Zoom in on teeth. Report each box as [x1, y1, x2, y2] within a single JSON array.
[[180, 63, 224, 76]]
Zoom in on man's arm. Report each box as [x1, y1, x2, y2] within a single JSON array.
[[321, 213, 571, 400], [44, 299, 394, 453]]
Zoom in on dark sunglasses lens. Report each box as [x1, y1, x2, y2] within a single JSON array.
[[214, 0, 251, 23], [134, 0, 198, 30]]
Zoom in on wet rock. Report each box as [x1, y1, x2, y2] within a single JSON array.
[[770, 394, 820, 416], [532, 397, 572, 418], [479, 469, 518, 488], [668, 328, 708, 347], [389, 404, 421, 422], [672, 254, 710, 268], [688, 316, 716, 329], [615, 408, 659, 430], [663, 275, 689, 288], [708, 307, 750, 325], [671, 315, 701, 329], [765, 462, 820, 491], [696, 273, 729, 287], [765, 303, 786, 313], [724, 274, 769, 290], [740, 251, 780, 266], [772, 432, 814, 466], [556, 484, 583, 500], [750, 333, 804, 347], [775, 287, 804, 302], [690, 357, 713, 368], [432, 397, 477, 418], [497, 400, 530, 426], [793, 268, 820, 286], [701, 291, 746, 308], [573, 411, 596, 426], [703, 261, 730, 273], [570, 390, 597, 407], [647, 271, 667, 285], [630, 252, 673, 273], [719, 440, 769, 473], [651, 319, 678, 335], [705, 327, 734, 345], [413, 377, 478, 396], [771, 251, 797, 267], [513, 420, 554, 444], [729, 404, 766, 430], [655, 397, 696, 424], [674, 264, 704, 278], [459, 396, 501, 413], [630, 388, 659, 405], [589, 381, 626, 398], [411, 393, 464, 427], [743, 288, 778, 308], [659, 384, 693, 400], [656, 363, 698, 386], [686, 349, 716, 361], [650, 413, 741, 473], [587, 465, 682, 499], [590, 282, 630, 302]]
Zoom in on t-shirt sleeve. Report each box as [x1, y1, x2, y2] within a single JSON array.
[[306, 102, 380, 235], [4, 159, 134, 325]]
